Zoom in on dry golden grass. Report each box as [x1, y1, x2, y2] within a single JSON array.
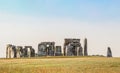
[[0, 57, 120, 73]]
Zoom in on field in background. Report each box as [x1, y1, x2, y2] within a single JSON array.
[[0, 57, 120, 73]]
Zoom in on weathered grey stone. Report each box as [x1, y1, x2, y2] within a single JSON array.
[[23, 46, 35, 58], [63, 39, 83, 56], [16, 46, 23, 58], [6, 44, 35, 58], [6, 44, 16, 58], [107, 47, 112, 57], [31, 48, 35, 57], [79, 46, 83, 56], [38, 44, 47, 56], [66, 43, 73, 56], [84, 38, 88, 56], [38, 42, 55, 56], [55, 46, 62, 56]]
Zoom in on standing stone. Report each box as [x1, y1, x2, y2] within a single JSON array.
[[16, 46, 21, 58], [6, 44, 16, 58], [6, 44, 11, 58], [79, 46, 83, 56], [63, 39, 83, 56], [84, 38, 88, 56], [31, 48, 35, 57], [107, 47, 112, 57], [55, 46, 62, 56], [38, 44, 47, 56], [23, 46, 30, 57], [38, 42, 55, 56], [66, 43, 73, 56], [16, 46, 23, 58], [23, 46, 35, 58]]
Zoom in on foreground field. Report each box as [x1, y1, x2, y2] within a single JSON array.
[[0, 57, 120, 73]]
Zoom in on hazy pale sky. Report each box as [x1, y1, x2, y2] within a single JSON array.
[[0, 0, 120, 57]]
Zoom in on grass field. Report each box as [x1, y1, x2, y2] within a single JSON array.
[[0, 56, 120, 73]]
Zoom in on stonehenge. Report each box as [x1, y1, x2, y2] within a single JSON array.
[[6, 38, 89, 58], [107, 47, 112, 57], [5, 38, 115, 58]]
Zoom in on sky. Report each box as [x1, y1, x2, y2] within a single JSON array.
[[0, 0, 120, 57]]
